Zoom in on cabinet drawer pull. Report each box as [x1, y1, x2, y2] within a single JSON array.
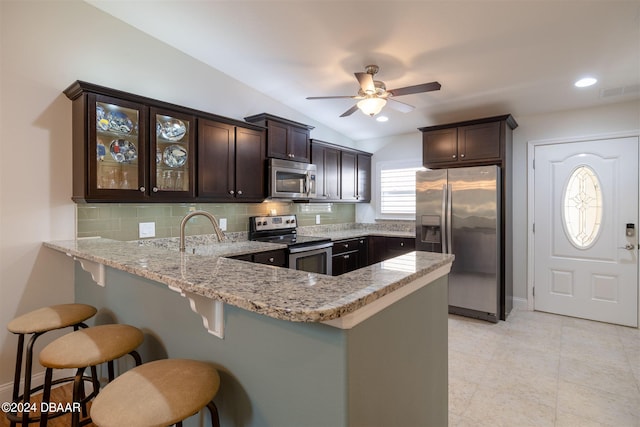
[[152, 187, 158, 193], [343, 255, 350, 259], [344, 244, 349, 248], [229, 190, 235, 195], [139, 187, 145, 192], [237, 190, 243, 195], [400, 242, 404, 247], [268, 257, 274, 263]]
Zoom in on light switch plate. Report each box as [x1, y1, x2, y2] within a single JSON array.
[[316, 214, 321, 225], [139, 222, 156, 238], [219, 218, 227, 231]]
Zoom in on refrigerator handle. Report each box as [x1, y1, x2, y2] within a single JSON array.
[[446, 183, 453, 254], [441, 183, 448, 254]]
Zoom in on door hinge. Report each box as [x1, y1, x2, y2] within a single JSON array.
[[533, 159, 535, 169], [533, 223, 535, 233], [533, 287, 535, 297]]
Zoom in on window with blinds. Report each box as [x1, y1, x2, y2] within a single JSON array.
[[379, 167, 423, 215]]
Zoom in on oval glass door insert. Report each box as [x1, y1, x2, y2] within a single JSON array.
[[562, 165, 603, 248]]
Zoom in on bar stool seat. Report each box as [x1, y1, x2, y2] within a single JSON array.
[[6, 303, 97, 426], [38, 324, 144, 427], [90, 359, 221, 427], [8, 304, 97, 335]]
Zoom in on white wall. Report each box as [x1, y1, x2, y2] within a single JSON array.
[[0, 0, 353, 390], [355, 132, 421, 223]]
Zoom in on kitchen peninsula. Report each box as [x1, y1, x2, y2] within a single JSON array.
[[44, 236, 453, 427]]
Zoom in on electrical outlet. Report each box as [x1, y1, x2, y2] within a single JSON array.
[[219, 218, 227, 231], [138, 222, 155, 238], [316, 214, 321, 225]]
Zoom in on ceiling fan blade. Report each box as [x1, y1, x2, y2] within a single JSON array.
[[355, 72, 376, 94], [339, 105, 360, 117], [306, 95, 358, 100], [387, 98, 415, 113], [387, 81, 441, 97]]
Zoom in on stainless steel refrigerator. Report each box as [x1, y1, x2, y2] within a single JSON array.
[[416, 165, 501, 322]]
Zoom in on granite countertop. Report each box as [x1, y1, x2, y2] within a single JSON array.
[[44, 230, 452, 323]]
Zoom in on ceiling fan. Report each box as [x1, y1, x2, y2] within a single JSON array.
[[306, 65, 441, 117]]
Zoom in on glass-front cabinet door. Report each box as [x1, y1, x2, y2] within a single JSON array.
[[90, 94, 147, 200], [150, 108, 195, 198]]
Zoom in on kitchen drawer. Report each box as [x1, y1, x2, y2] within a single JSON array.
[[253, 249, 287, 267], [332, 237, 366, 256], [229, 253, 253, 262]]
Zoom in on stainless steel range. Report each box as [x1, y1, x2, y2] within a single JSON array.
[[249, 215, 333, 275]]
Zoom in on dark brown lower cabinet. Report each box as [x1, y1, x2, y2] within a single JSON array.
[[368, 236, 416, 264], [229, 249, 287, 267], [331, 237, 368, 276]]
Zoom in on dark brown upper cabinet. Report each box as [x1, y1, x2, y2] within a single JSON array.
[[64, 80, 264, 203], [419, 115, 518, 168], [74, 93, 150, 202], [150, 107, 196, 199], [341, 150, 372, 202], [311, 140, 341, 201], [198, 119, 265, 202], [244, 113, 314, 163], [311, 140, 372, 203]]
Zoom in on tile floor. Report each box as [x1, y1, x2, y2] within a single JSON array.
[[448, 307, 640, 427]]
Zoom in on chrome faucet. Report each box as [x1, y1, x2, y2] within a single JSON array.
[[179, 210, 226, 251]]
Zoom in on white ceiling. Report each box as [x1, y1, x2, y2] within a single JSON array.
[[87, 1, 640, 141]]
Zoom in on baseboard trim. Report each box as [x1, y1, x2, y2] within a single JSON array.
[[0, 368, 76, 403], [512, 297, 528, 310]]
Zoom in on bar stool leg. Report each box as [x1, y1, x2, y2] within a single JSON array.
[[71, 367, 86, 427], [39, 368, 54, 427], [20, 332, 44, 426], [207, 401, 221, 427], [9, 334, 24, 427]]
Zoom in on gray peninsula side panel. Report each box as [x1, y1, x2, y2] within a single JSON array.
[[347, 274, 448, 427]]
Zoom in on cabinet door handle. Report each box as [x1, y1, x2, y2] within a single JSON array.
[[400, 242, 404, 247], [460, 153, 465, 158], [237, 190, 243, 195], [452, 154, 457, 159], [229, 190, 235, 195], [152, 187, 158, 193], [139, 187, 145, 192], [343, 254, 350, 259], [344, 244, 349, 249], [268, 257, 274, 263]]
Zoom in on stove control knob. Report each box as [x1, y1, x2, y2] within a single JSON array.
[[290, 219, 295, 224], [285, 220, 291, 224]]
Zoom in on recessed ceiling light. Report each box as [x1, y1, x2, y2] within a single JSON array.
[[575, 77, 598, 88], [376, 115, 389, 122]]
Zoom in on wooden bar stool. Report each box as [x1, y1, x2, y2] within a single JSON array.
[[6, 303, 97, 426], [90, 359, 221, 427], [38, 324, 144, 427]]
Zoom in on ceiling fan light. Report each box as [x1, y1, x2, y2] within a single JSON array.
[[357, 97, 387, 116]]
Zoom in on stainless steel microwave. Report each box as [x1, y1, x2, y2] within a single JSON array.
[[268, 158, 317, 200]]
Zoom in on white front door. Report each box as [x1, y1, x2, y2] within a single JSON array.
[[533, 136, 638, 327]]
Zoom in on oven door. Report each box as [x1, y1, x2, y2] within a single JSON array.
[[288, 243, 332, 275]]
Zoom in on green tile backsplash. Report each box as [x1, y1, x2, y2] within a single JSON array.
[[77, 202, 356, 241]]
